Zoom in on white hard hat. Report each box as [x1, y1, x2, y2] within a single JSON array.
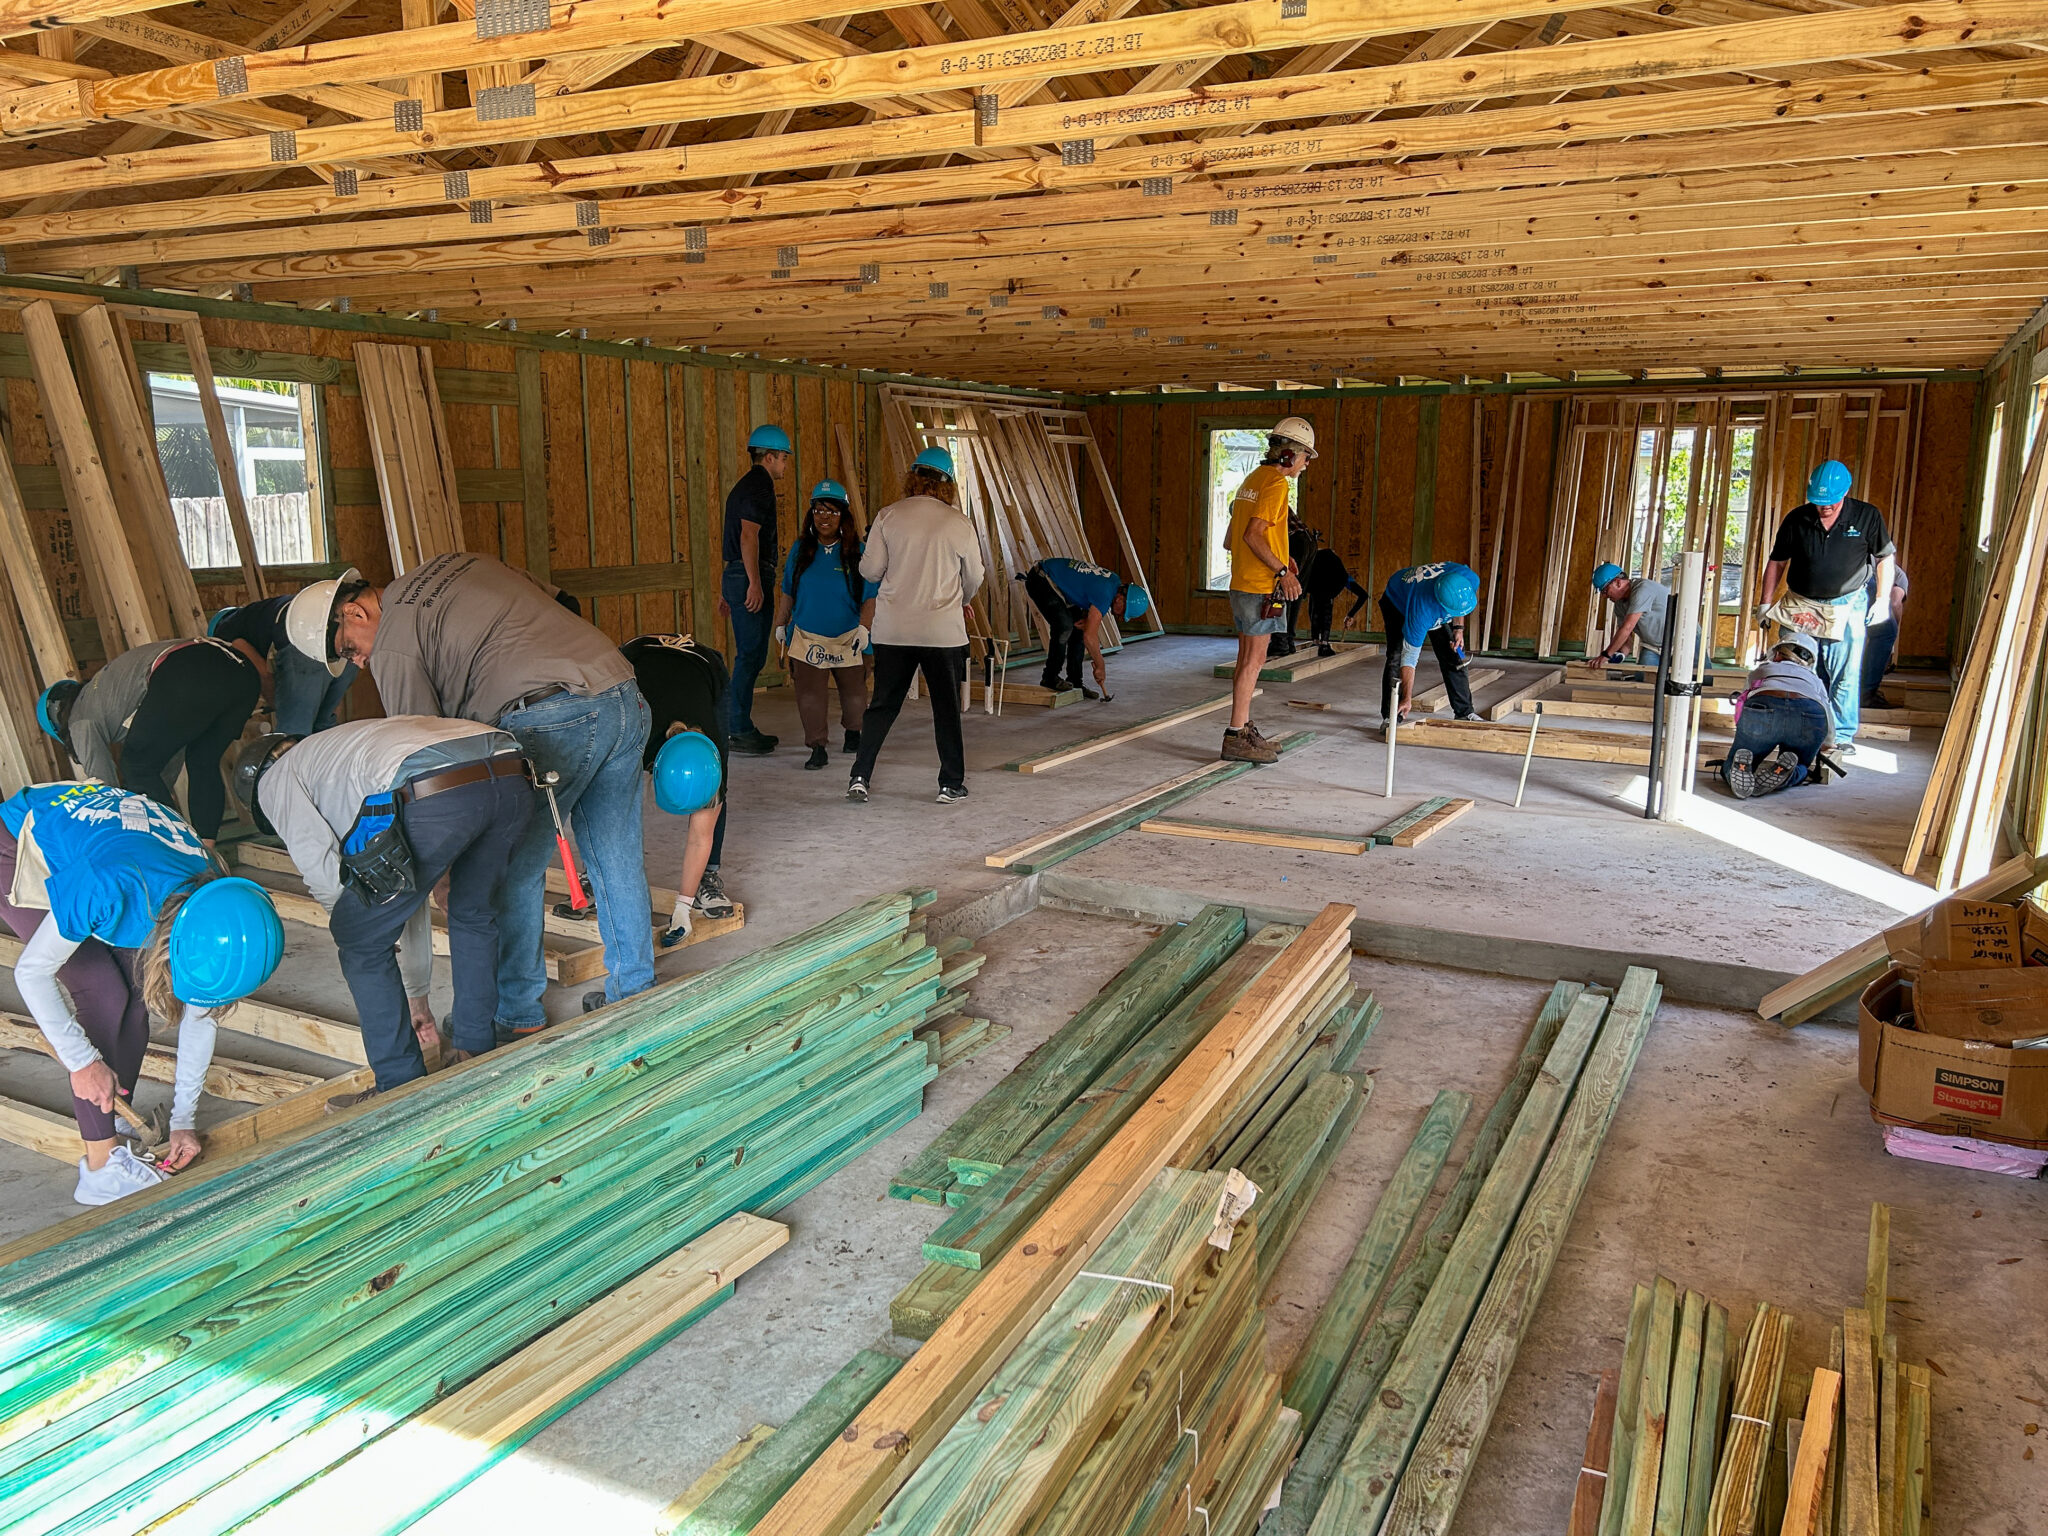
[[1271, 416, 1318, 458], [285, 567, 360, 677]]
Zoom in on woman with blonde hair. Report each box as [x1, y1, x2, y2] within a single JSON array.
[[0, 781, 283, 1204], [847, 447, 985, 805]]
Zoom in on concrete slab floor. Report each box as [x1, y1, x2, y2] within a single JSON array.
[[0, 634, 2014, 1532]]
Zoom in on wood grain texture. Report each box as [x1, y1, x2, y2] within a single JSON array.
[[1572, 1368, 1623, 1536], [1784, 1371, 1843, 1536], [1388, 797, 1475, 847], [1840, 1308, 1880, 1536], [1005, 690, 1248, 772], [1602, 1282, 1658, 1536], [1139, 816, 1370, 856]]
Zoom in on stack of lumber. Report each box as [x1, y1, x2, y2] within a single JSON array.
[[750, 904, 1358, 1536], [893, 915, 1378, 1340], [0, 890, 966, 1536], [880, 384, 1158, 657], [1570, 1204, 1931, 1536], [1265, 969, 1664, 1536], [1903, 411, 2048, 888], [984, 730, 1317, 873], [354, 340, 465, 574]]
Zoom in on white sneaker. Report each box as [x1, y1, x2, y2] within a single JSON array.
[[74, 1144, 167, 1207]]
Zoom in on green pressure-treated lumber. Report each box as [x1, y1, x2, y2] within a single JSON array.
[[1196, 969, 1352, 1172], [1333, 992, 1381, 1069], [0, 929, 941, 1500], [945, 904, 1247, 1182], [1213, 1036, 1339, 1175], [920, 928, 1292, 1271], [875, 1170, 1229, 1536], [1369, 796, 1455, 846], [1266, 979, 1587, 1536], [0, 900, 953, 1535], [1624, 1277, 1684, 1536], [1238, 1072, 1355, 1239], [1005, 731, 1319, 873], [1253, 1072, 1370, 1290], [999, 691, 1240, 772], [890, 1257, 979, 1343], [1305, 988, 1614, 1536], [1379, 970, 1664, 1536], [34, 1028, 935, 1536], [1682, 1302, 1732, 1536], [1656, 1292, 1709, 1536], [674, 1350, 906, 1536], [1283, 1089, 1473, 1437], [1605, 1283, 1659, 1536]]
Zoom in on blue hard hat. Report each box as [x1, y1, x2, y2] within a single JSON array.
[[207, 606, 238, 636], [809, 479, 850, 506], [169, 878, 285, 1008], [1121, 583, 1151, 622], [747, 424, 792, 453], [35, 679, 81, 743], [1591, 563, 1624, 592], [1806, 460, 1852, 505], [1433, 566, 1480, 618], [913, 446, 956, 478], [653, 728, 723, 815]]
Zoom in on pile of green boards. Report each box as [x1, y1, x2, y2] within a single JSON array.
[[1266, 966, 1663, 1536], [0, 890, 966, 1536], [887, 904, 1381, 1343], [1572, 1203, 1932, 1536]]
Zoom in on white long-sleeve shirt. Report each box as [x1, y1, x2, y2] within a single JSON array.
[[860, 496, 986, 648], [15, 914, 215, 1131]]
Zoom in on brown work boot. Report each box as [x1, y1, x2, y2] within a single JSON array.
[[1243, 719, 1280, 751], [1220, 726, 1279, 765]]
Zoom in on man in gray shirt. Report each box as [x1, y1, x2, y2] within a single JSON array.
[[39, 635, 266, 843], [1587, 564, 1671, 668], [239, 717, 534, 1099], [298, 551, 655, 1024]]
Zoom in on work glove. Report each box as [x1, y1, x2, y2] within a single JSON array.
[[772, 625, 788, 649], [851, 624, 870, 652]]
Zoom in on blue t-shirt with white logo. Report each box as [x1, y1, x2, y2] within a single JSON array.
[[0, 782, 209, 948], [1383, 564, 1473, 665], [1040, 557, 1119, 615]]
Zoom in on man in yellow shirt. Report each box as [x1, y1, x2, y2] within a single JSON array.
[[1221, 416, 1314, 763]]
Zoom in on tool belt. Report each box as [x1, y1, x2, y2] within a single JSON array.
[[338, 793, 417, 904]]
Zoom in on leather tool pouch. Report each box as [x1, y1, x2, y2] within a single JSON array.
[[338, 792, 418, 904]]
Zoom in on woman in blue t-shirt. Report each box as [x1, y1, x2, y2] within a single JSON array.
[[0, 782, 283, 1206], [773, 481, 879, 770]]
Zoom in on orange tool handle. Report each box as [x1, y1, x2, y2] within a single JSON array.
[[541, 778, 590, 911]]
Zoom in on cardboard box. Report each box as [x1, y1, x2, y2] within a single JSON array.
[[1859, 968, 2048, 1145], [1915, 898, 2023, 970], [1914, 967, 2048, 1045], [2023, 903, 2048, 968]]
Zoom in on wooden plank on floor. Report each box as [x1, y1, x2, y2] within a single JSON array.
[[1395, 718, 1715, 767], [1138, 817, 1370, 855], [1387, 797, 1475, 847], [0, 1015, 321, 1105], [974, 680, 1082, 709], [985, 763, 1230, 868], [201, 1066, 379, 1157], [1417, 668, 1504, 713], [1368, 796, 1453, 846], [657, 1424, 777, 1535], [1212, 643, 1379, 683], [1004, 690, 1251, 773], [0, 1093, 77, 1161]]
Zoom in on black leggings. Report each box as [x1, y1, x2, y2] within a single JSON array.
[[124, 643, 261, 839], [1024, 568, 1086, 689], [1380, 596, 1473, 722]]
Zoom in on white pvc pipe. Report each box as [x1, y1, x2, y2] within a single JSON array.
[[1659, 550, 1706, 822], [1384, 711, 1398, 797], [1514, 706, 1542, 809]]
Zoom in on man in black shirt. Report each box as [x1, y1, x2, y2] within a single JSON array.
[[621, 634, 736, 941], [1760, 459, 1895, 751], [722, 425, 792, 756], [211, 589, 360, 735]]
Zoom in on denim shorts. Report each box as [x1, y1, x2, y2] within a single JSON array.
[[1229, 589, 1284, 635]]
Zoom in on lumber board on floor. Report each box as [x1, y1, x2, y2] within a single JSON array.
[[1623, 1275, 1682, 1536], [1248, 1072, 1367, 1288], [0, 1016, 322, 1105], [980, 680, 1084, 708], [1393, 717, 1716, 767], [1213, 643, 1379, 683], [1308, 987, 1617, 1536], [1267, 982, 1587, 1536], [1003, 690, 1249, 772], [891, 1257, 981, 1341], [1416, 668, 1505, 712], [750, 907, 1354, 1536], [1485, 667, 1568, 721], [199, 1066, 380, 1157], [985, 762, 1229, 869], [1842, 1307, 1880, 1536], [666, 1350, 905, 1536], [1283, 1089, 1471, 1435], [0, 1092, 77, 1161], [1388, 798, 1475, 847], [1369, 796, 1454, 845], [1687, 1301, 1733, 1533], [1787, 1371, 1844, 1536], [1378, 970, 1663, 1536], [1704, 1304, 1794, 1534], [240, 1214, 788, 1536], [658, 1426, 777, 1535], [1540, 695, 1912, 742], [1601, 1283, 1656, 1536], [1570, 1368, 1621, 1536], [1654, 1290, 1707, 1536], [1139, 816, 1370, 855]]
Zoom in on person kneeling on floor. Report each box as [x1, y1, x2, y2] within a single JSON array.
[[621, 635, 736, 946], [0, 782, 282, 1204], [237, 720, 534, 1106], [774, 481, 876, 770], [1019, 556, 1148, 701], [1720, 633, 1842, 799]]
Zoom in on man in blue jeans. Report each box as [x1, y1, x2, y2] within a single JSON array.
[[301, 551, 657, 1026], [1759, 459, 1895, 752], [723, 423, 793, 755], [1721, 634, 1839, 798]]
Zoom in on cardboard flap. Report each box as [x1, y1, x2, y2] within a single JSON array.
[[1914, 968, 2048, 1045]]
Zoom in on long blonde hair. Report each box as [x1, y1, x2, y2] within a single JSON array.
[[140, 878, 240, 1025], [903, 466, 957, 505]]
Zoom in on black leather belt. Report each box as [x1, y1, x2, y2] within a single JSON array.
[[399, 754, 531, 803]]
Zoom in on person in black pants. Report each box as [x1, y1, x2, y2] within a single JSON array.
[[621, 635, 736, 937]]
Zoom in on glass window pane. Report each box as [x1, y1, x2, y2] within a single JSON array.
[[150, 373, 324, 569], [1204, 428, 1291, 591]]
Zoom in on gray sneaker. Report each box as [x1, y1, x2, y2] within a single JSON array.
[[696, 868, 735, 919]]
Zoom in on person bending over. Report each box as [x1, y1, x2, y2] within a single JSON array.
[[1019, 555, 1149, 701], [621, 634, 737, 942]]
